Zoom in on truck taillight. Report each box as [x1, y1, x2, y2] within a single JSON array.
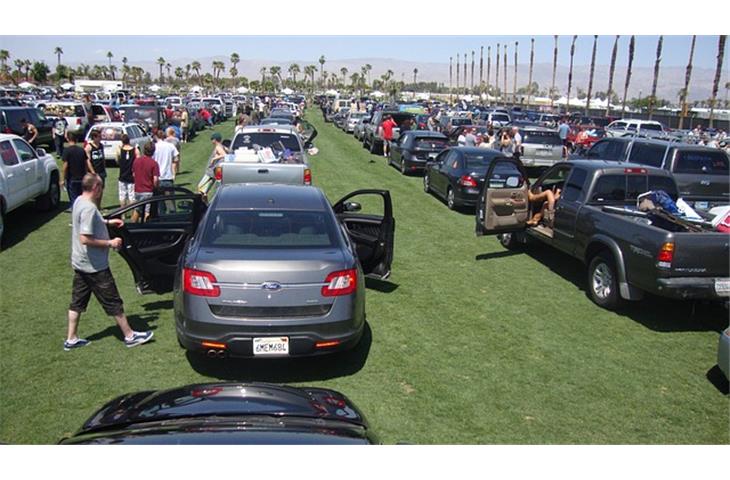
[[214, 166, 222, 181], [458, 175, 478, 188], [657, 242, 674, 269], [304, 168, 312, 185], [183, 268, 221, 297], [76, 118, 82, 125], [624, 168, 647, 174], [321, 269, 357, 297]]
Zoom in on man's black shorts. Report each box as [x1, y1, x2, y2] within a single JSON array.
[[69, 268, 124, 316]]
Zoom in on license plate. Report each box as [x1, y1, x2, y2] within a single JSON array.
[[253, 337, 289, 355], [715, 279, 730, 296], [694, 201, 709, 210]]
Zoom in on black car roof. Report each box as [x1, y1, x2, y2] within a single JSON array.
[[215, 184, 328, 211], [405, 130, 447, 138]]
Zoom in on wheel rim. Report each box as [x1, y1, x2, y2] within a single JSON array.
[[592, 263, 613, 299], [401, 161, 406, 174], [500, 233, 512, 246], [423, 175, 430, 192], [50, 182, 60, 207], [447, 189, 455, 208]]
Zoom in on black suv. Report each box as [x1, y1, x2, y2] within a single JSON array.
[[0, 106, 54, 150], [578, 136, 729, 210]]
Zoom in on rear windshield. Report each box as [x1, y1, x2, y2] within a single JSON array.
[[590, 174, 678, 203], [201, 210, 337, 249], [491, 114, 510, 122], [464, 153, 497, 170], [91, 126, 123, 141], [92, 105, 106, 115], [414, 137, 448, 149], [450, 118, 472, 126], [640, 123, 663, 132], [521, 131, 562, 145], [46, 104, 85, 117], [674, 150, 729, 175], [120, 107, 158, 123], [232, 132, 301, 152], [628, 142, 667, 167]]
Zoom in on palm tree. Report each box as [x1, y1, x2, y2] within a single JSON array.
[[270, 66, 282, 88], [456, 53, 460, 92], [470, 50, 475, 90], [648, 36, 664, 120], [606, 35, 620, 117], [340, 67, 348, 87], [513, 41, 518, 104], [585, 35, 598, 115], [479, 46, 484, 93], [106, 51, 113, 69], [109, 65, 117, 81], [288, 63, 300, 85], [318, 55, 326, 85], [527, 38, 535, 106], [23, 60, 31, 81], [165, 63, 172, 82], [449, 56, 453, 100], [550, 35, 558, 108], [622, 36, 636, 115], [0, 49, 10, 69], [495, 44, 500, 102], [54, 47, 63, 68], [192, 61, 201, 82], [121, 65, 130, 83], [708, 35, 727, 127], [486, 46, 491, 101], [304, 65, 316, 92], [157, 57, 166, 83], [364, 63, 372, 87], [230, 52, 240, 71], [503, 44, 508, 103], [175, 67, 184, 83], [566, 35, 577, 111], [678, 35, 696, 129], [463, 52, 468, 95], [260, 66, 267, 84], [229, 67, 237, 87], [413, 67, 418, 86]]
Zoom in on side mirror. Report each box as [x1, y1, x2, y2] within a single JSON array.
[[35, 148, 47, 157], [344, 201, 362, 212]]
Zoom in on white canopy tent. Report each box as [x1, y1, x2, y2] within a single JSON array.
[[236, 86, 249, 93], [189, 86, 202, 93], [18, 82, 34, 89], [370, 91, 385, 98], [325, 89, 339, 96], [280, 87, 294, 95], [148, 85, 161, 92], [60, 82, 74, 90]]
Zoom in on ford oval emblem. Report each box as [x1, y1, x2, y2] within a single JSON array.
[[262, 282, 282, 291]]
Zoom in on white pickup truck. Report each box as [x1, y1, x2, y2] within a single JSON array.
[[0, 134, 61, 247], [217, 125, 316, 186]]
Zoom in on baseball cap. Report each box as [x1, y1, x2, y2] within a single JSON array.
[[211, 132, 222, 141]]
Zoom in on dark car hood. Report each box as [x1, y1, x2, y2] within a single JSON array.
[[76, 383, 368, 434]]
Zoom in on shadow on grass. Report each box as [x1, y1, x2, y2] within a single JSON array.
[[1, 201, 68, 251], [516, 242, 728, 333], [142, 300, 174, 311], [706, 365, 729, 395], [86, 312, 160, 342], [186, 323, 372, 382], [475, 250, 522, 261], [366, 277, 399, 293]]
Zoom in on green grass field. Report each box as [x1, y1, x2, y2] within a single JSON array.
[[0, 112, 727, 444]]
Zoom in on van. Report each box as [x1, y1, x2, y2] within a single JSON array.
[[44, 102, 89, 133]]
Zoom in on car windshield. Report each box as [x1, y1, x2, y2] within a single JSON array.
[[201, 210, 338, 249], [521, 131, 563, 145], [232, 132, 301, 152], [92, 126, 123, 141], [492, 114, 510, 122], [414, 137, 448, 149], [674, 150, 729, 175]]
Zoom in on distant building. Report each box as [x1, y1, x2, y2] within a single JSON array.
[[73, 80, 124, 92]]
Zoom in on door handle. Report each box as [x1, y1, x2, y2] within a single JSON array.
[[258, 169, 269, 174]]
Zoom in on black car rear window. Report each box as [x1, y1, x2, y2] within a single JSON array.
[[628, 142, 667, 168], [464, 153, 497, 170], [521, 131, 562, 145], [201, 210, 338, 249], [590, 174, 678, 203], [674, 150, 729, 175]]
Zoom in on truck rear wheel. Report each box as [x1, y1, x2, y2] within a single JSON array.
[[36, 174, 60, 211], [498, 232, 520, 250], [588, 252, 623, 310]]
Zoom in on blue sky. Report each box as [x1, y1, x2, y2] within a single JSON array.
[[0, 36, 725, 69]]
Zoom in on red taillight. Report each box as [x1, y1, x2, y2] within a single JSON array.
[[458, 175, 478, 188], [657, 242, 674, 268], [304, 168, 312, 185], [321, 269, 357, 297], [76, 118, 82, 125], [183, 268, 221, 297], [201, 341, 226, 350], [624, 168, 647, 174], [214, 166, 222, 181], [315, 340, 342, 349]]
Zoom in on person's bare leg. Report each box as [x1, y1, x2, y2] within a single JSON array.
[[545, 190, 556, 210], [113, 313, 134, 339], [67, 310, 81, 341]]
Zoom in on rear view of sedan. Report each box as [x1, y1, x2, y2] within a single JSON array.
[[105, 184, 394, 359], [389, 131, 449, 175]]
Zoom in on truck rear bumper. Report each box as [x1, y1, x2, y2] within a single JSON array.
[[655, 277, 730, 300]]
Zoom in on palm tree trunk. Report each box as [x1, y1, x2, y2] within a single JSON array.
[[567, 36, 577, 112], [495, 44, 500, 102], [456, 53, 460, 95], [479, 46, 484, 95], [527, 38, 535, 107], [449, 57, 453, 102], [708, 35, 727, 128], [585, 35, 598, 115], [622, 36, 636, 115], [678, 35, 696, 129], [503, 44, 508, 104], [648, 36, 664, 120], [463, 52, 467, 95], [470, 50, 475, 91], [550, 36, 558, 109], [486, 46, 491, 101], [513, 42, 518, 104], [606, 35, 620, 117]]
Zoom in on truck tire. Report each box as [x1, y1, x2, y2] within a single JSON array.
[[498, 233, 520, 250], [36, 173, 61, 212], [369, 138, 378, 154], [587, 251, 623, 310], [423, 173, 431, 193]]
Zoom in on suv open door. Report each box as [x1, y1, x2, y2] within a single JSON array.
[[104, 189, 206, 294], [475, 158, 529, 236], [332, 189, 395, 279]]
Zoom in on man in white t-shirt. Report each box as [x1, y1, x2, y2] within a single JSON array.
[[153, 130, 179, 187]]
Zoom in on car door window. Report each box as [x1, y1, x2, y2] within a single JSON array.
[[587, 140, 609, 158], [562, 168, 588, 202], [0, 140, 19, 166], [12, 139, 37, 162], [142, 196, 197, 224], [628, 142, 666, 167], [604, 140, 628, 161]]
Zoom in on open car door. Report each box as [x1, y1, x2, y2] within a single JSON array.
[[332, 190, 395, 279], [475, 158, 529, 236], [299, 120, 318, 147], [104, 191, 207, 294]]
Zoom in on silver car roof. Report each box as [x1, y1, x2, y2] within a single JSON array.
[[215, 184, 328, 211]]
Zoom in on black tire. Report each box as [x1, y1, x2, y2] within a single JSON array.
[[369, 138, 378, 154], [36, 174, 60, 211], [498, 232, 521, 250], [400, 159, 407, 175], [423, 174, 431, 193], [587, 251, 623, 310], [446, 187, 457, 210]]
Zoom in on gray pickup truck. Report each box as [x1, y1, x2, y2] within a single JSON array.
[[475, 159, 729, 309], [218, 125, 316, 186]]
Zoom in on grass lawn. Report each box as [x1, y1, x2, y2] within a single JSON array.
[[0, 112, 727, 444]]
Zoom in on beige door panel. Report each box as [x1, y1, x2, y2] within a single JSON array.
[[484, 186, 529, 231]]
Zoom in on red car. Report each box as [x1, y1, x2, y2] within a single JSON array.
[[567, 125, 606, 153]]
